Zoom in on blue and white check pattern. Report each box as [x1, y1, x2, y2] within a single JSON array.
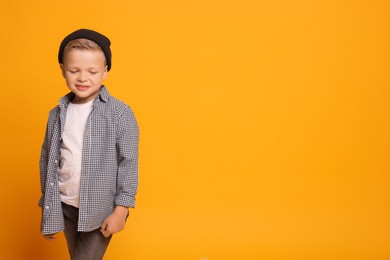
[[39, 86, 139, 235]]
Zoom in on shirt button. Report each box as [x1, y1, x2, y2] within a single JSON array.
[[55, 160, 58, 164], [45, 206, 49, 209], [50, 182, 54, 186]]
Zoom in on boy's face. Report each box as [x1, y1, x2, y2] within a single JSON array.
[[60, 49, 108, 104]]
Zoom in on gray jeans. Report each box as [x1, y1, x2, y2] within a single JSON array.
[[62, 202, 112, 260]]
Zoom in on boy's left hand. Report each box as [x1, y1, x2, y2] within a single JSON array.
[[100, 206, 129, 238]]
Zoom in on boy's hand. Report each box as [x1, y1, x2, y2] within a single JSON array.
[[43, 234, 57, 240], [100, 206, 129, 238]]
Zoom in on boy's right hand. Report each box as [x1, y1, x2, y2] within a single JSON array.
[[43, 234, 56, 240]]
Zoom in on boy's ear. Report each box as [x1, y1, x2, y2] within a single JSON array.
[[60, 64, 65, 78], [103, 65, 108, 80]]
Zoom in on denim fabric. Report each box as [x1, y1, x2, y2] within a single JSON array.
[[62, 203, 112, 260]]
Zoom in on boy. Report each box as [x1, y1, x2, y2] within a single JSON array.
[[39, 29, 139, 259]]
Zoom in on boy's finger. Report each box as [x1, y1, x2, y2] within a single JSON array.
[[101, 229, 111, 238], [44, 234, 56, 240], [100, 221, 108, 232]]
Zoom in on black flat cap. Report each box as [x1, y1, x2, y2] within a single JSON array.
[[58, 28, 112, 71]]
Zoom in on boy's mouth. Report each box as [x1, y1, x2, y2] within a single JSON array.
[[75, 85, 89, 91]]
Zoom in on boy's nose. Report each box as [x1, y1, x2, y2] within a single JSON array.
[[77, 74, 87, 82]]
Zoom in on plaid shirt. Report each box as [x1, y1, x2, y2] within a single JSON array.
[[39, 86, 139, 235]]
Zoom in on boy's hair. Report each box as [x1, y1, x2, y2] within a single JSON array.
[[58, 29, 112, 70], [63, 38, 107, 65]]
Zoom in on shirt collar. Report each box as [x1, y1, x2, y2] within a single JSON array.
[[98, 85, 109, 103], [59, 85, 110, 108]]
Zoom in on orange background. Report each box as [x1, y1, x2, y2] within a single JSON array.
[[0, 0, 389, 259]]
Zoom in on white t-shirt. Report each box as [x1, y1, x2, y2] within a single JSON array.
[[59, 100, 93, 208]]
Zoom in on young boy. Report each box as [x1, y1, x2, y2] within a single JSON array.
[[39, 29, 139, 259]]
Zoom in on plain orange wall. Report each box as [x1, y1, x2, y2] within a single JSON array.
[[0, 0, 389, 259]]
